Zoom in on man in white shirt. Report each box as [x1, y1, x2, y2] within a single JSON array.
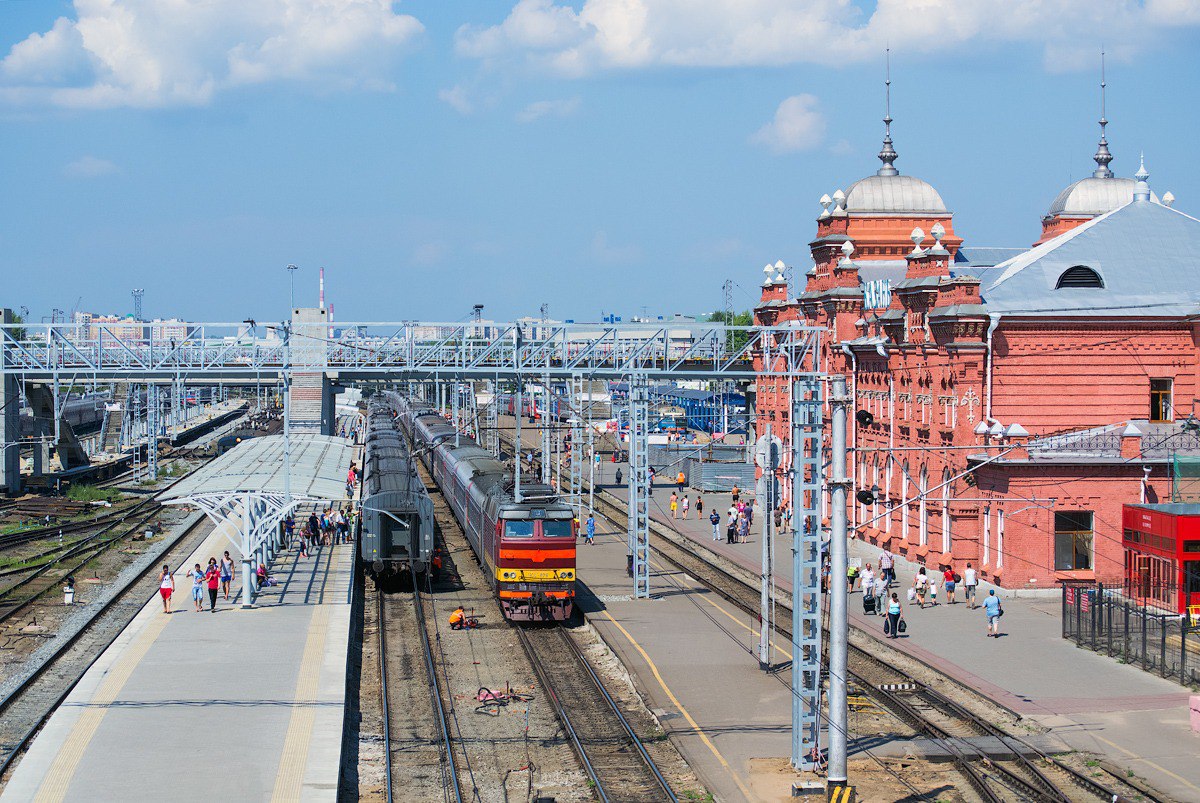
[[963, 563, 979, 609]]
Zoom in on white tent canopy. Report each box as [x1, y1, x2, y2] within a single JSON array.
[[160, 434, 355, 605]]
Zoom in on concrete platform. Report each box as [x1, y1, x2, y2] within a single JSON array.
[[1, 523, 354, 803], [586, 471, 1200, 802]]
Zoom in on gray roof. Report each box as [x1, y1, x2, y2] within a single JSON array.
[[844, 174, 947, 215], [982, 198, 1200, 316], [856, 260, 908, 286], [954, 247, 1025, 269], [979, 419, 1200, 465], [160, 434, 355, 501], [1047, 177, 1158, 218]]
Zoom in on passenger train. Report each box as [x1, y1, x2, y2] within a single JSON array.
[[388, 392, 575, 622], [359, 403, 436, 585]]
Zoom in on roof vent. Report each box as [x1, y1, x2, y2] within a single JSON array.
[[1055, 265, 1104, 289]]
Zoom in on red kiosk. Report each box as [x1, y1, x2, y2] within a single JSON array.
[[1122, 504, 1200, 616]]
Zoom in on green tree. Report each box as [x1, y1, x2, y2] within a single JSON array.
[[707, 310, 753, 355]]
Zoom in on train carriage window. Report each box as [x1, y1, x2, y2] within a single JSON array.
[[542, 520, 573, 537], [504, 521, 535, 538]]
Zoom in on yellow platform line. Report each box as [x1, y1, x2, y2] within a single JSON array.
[[271, 604, 331, 802], [34, 612, 172, 803], [598, 610, 756, 801]]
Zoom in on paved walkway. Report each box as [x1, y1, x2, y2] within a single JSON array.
[[2, 519, 354, 803], [602, 474, 1200, 802]]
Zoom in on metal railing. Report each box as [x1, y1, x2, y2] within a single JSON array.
[[1062, 581, 1200, 687]]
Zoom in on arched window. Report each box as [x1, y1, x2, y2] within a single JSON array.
[[941, 468, 952, 554], [884, 458, 894, 535], [901, 460, 910, 543], [871, 458, 880, 528], [1055, 265, 1104, 289], [918, 465, 928, 546]]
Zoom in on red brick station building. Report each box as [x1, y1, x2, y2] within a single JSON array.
[[754, 109, 1200, 597]]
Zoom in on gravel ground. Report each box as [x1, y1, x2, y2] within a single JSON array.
[[0, 509, 204, 699]]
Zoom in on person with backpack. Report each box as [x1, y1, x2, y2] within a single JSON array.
[[943, 566, 958, 604], [984, 589, 1003, 637], [709, 509, 721, 541]]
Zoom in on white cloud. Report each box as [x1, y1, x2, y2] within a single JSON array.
[[456, 0, 1198, 74], [0, 0, 423, 108], [439, 85, 473, 115], [63, 155, 119, 178], [751, 94, 824, 154], [411, 241, 448, 267], [516, 96, 580, 122]]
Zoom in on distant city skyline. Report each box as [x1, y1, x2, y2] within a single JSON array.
[[1, 1, 1197, 324]]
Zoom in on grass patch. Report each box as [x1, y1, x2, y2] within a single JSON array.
[[66, 484, 120, 504], [681, 791, 714, 802]]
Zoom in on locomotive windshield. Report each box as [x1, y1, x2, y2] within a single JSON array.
[[542, 521, 573, 537], [504, 521, 535, 538]]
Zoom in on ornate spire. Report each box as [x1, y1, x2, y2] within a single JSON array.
[[1133, 153, 1150, 202], [877, 48, 899, 177], [1093, 50, 1114, 178]]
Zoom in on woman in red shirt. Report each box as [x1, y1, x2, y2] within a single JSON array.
[[204, 557, 221, 612], [943, 567, 958, 605]]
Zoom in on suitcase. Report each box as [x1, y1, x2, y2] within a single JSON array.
[[863, 594, 877, 615]]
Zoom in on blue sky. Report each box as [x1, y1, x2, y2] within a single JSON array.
[[1, 1, 1198, 325]]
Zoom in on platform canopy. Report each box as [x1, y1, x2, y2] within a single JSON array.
[[160, 434, 356, 605]]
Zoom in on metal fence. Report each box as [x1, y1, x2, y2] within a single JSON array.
[[1062, 582, 1200, 687], [647, 442, 754, 493]]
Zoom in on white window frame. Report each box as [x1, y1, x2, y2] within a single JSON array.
[[983, 506, 991, 566]]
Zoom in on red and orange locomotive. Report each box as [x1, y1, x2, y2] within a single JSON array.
[[393, 393, 575, 621]]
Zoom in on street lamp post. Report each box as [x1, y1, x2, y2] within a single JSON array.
[[286, 264, 298, 311]]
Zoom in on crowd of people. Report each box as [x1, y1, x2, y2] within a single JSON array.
[[846, 550, 1003, 639]]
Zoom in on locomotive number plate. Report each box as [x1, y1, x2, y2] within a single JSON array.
[[520, 569, 560, 581]]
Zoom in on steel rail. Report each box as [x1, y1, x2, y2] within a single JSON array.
[[0, 506, 164, 619], [0, 515, 210, 782], [412, 580, 463, 803], [376, 586, 395, 803], [515, 626, 609, 802], [573, 480, 1128, 803]]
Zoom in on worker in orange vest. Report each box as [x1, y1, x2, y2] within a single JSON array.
[[676, 471, 686, 493]]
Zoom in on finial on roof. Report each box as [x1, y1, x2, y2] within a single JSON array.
[[1163, 191, 1175, 207], [818, 193, 832, 220], [1133, 153, 1150, 201], [1092, 50, 1114, 178], [877, 48, 899, 177]]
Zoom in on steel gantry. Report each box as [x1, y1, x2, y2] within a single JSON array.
[[626, 374, 651, 599], [791, 378, 825, 771], [0, 319, 812, 381]]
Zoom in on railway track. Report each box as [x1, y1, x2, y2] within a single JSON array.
[[0, 515, 213, 784], [377, 581, 463, 803], [0, 505, 166, 624], [515, 624, 677, 803], [491, 430, 1137, 802], [581, 489, 1137, 803]]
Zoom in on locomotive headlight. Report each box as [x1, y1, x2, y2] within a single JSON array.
[[502, 570, 518, 580], [560, 570, 574, 580]]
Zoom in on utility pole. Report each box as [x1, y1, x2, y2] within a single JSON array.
[[287, 265, 298, 310], [514, 385, 524, 503], [758, 424, 778, 670], [828, 375, 850, 788]]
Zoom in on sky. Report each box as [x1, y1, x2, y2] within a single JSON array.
[[1, 0, 1198, 326]]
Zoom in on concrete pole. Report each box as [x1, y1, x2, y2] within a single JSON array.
[[283, 322, 292, 547], [828, 375, 850, 785], [514, 387, 523, 503], [453, 380, 461, 447], [241, 492, 255, 607], [759, 423, 773, 670]]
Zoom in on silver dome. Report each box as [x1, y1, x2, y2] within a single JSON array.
[[1046, 177, 1159, 218], [843, 174, 947, 215]]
